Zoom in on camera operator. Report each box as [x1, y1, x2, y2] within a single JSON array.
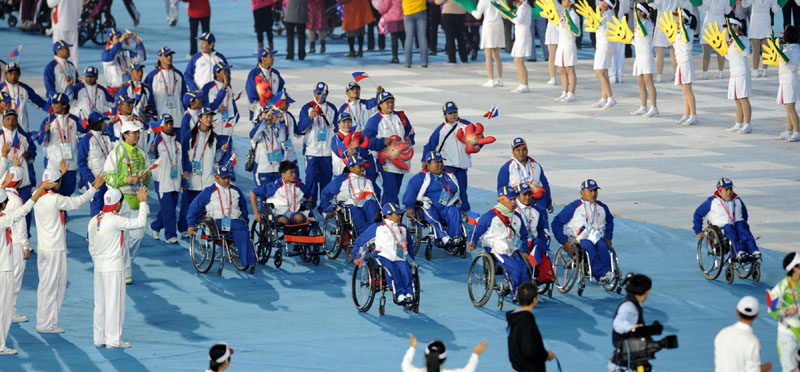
[[609, 274, 661, 372], [714, 296, 772, 372]]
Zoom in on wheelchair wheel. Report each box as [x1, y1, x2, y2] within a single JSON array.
[[733, 252, 754, 279], [8, 14, 17, 28], [352, 259, 377, 312], [724, 265, 735, 284], [411, 266, 420, 313], [697, 227, 724, 280], [553, 244, 579, 294], [250, 220, 272, 265], [226, 240, 248, 271], [323, 215, 342, 260], [602, 246, 621, 292], [751, 262, 761, 282], [299, 245, 312, 262], [189, 221, 216, 273], [274, 249, 283, 268], [408, 221, 424, 258], [467, 252, 495, 307]]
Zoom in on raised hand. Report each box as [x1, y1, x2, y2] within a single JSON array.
[[658, 11, 677, 44], [762, 34, 789, 66], [702, 21, 728, 57], [605, 16, 634, 44], [535, 0, 561, 26]]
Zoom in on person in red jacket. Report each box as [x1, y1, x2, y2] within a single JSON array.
[[185, 0, 211, 56]]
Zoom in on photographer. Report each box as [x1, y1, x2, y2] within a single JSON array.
[[609, 274, 660, 372], [714, 296, 772, 372], [507, 282, 555, 372]]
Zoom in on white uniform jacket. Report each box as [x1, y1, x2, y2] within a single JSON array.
[[375, 220, 411, 262], [34, 187, 97, 252], [88, 204, 149, 272], [0, 200, 35, 272], [150, 133, 182, 194]]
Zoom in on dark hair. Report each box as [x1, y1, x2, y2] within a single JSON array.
[[737, 311, 757, 321], [189, 122, 216, 148], [517, 282, 538, 306], [784, 252, 798, 276], [728, 16, 747, 35], [88, 118, 105, 132], [785, 25, 800, 44], [278, 160, 296, 175], [635, 3, 653, 20], [683, 10, 698, 31], [626, 274, 652, 295], [424, 341, 447, 372], [208, 344, 230, 372]]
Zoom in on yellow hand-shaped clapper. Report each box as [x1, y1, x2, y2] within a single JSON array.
[[761, 36, 783, 67], [574, 0, 600, 33], [605, 15, 633, 44], [658, 11, 677, 44], [702, 21, 728, 56], [535, 0, 561, 27]]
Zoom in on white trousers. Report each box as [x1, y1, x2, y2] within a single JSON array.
[[36, 250, 67, 331], [0, 271, 13, 349], [120, 203, 145, 280], [52, 28, 79, 67], [779, 327, 800, 372], [11, 245, 26, 316], [610, 42, 625, 78], [164, 0, 179, 22], [93, 270, 125, 347]]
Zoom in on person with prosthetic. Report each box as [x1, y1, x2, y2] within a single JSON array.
[[693, 177, 761, 261], [250, 160, 311, 226], [467, 186, 529, 302], [551, 179, 615, 284], [514, 183, 551, 285], [187, 165, 256, 273], [320, 155, 381, 234], [609, 274, 664, 372], [423, 101, 474, 212], [352, 202, 417, 306], [402, 151, 462, 248]]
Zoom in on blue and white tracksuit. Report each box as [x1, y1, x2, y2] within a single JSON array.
[[320, 172, 381, 234], [0, 81, 48, 132], [148, 133, 182, 241], [37, 113, 82, 195], [552, 199, 614, 280], [338, 96, 379, 131], [402, 170, 462, 240], [68, 83, 114, 126], [77, 130, 113, 216], [497, 156, 552, 229], [201, 80, 238, 144], [363, 111, 415, 205], [252, 178, 310, 219], [692, 192, 759, 256], [422, 118, 473, 211], [469, 208, 530, 298], [0, 127, 37, 230], [250, 117, 290, 186], [353, 220, 416, 299], [186, 183, 255, 267], [180, 108, 200, 140], [184, 51, 228, 92], [296, 100, 338, 205], [144, 67, 188, 126], [330, 130, 380, 196], [179, 129, 225, 233], [43, 56, 79, 98], [100, 41, 146, 89], [113, 82, 155, 119], [245, 66, 285, 119], [516, 200, 548, 267]]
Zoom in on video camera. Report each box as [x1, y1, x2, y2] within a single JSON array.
[[612, 332, 678, 372]]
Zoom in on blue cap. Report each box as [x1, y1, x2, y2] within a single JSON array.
[[183, 91, 203, 107], [257, 48, 277, 59], [346, 155, 367, 167], [115, 93, 132, 106], [339, 112, 352, 122], [442, 101, 458, 114], [87, 111, 105, 125], [213, 62, 231, 74], [199, 107, 216, 116], [515, 183, 532, 194], [107, 28, 121, 39], [422, 151, 443, 162], [377, 91, 394, 104], [214, 165, 232, 178], [160, 113, 174, 123], [6, 62, 19, 72], [314, 82, 328, 94], [272, 90, 294, 106], [83, 66, 99, 76], [128, 62, 144, 72], [2, 108, 17, 116], [580, 179, 600, 190], [197, 32, 215, 43], [51, 93, 70, 104], [717, 177, 733, 189], [346, 82, 360, 91], [53, 40, 72, 52], [0, 92, 9, 103], [512, 137, 527, 148], [158, 46, 175, 56], [498, 186, 517, 198], [382, 202, 402, 216]]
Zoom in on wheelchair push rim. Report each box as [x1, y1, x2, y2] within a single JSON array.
[[352, 258, 376, 312], [467, 252, 495, 307], [190, 222, 216, 273], [553, 244, 579, 294], [601, 246, 621, 292], [323, 215, 343, 260], [697, 228, 723, 280]]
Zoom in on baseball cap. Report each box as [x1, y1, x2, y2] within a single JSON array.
[[51, 93, 70, 104], [104, 188, 123, 205], [422, 151, 443, 162], [53, 40, 72, 52], [314, 82, 328, 94], [2, 109, 17, 117], [339, 112, 353, 122], [199, 107, 216, 116], [197, 32, 216, 43], [87, 111, 105, 125], [213, 63, 231, 74], [84, 66, 99, 77], [346, 82, 360, 91], [717, 177, 733, 189], [215, 165, 232, 178], [257, 48, 277, 59], [512, 137, 527, 148], [498, 186, 517, 198], [128, 62, 144, 72], [107, 28, 122, 39], [121, 121, 142, 133], [42, 168, 62, 182], [0, 92, 9, 103], [346, 155, 367, 168], [183, 91, 203, 107], [6, 62, 20, 72], [377, 91, 394, 104], [737, 296, 759, 317], [158, 46, 175, 56], [382, 202, 402, 216], [160, 113, 174, 123], [581, 179, 600, 190], [442, 101, 458, 114], [7, 166, 23, 182], [515, 183, 532, 194]]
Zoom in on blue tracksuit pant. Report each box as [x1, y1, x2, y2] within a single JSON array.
[[444, 166, 469, 211], [305, 155, 332, 205], [255, 172, 280, 187], [378, 256, 413, 298], [178, 190, 201, 233], [216, 218, 256, 267], [379, 170, 403, 205], [495, 253, 530, 299], [348, 200, 381, 234], [580, 238, 611, 280], [421, 204, 461, 239], [151, 182, 180, 240], [721, 222, 759, 256]]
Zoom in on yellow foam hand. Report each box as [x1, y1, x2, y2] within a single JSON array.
[[605, 16, 633, 44], [761, 37, 781, 67], [574, 0, 600, 33], [657, 11, 677, 44], [535, 0, 561, 26], [702, 21, 728, 56]]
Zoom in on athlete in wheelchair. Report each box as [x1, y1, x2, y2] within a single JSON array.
[[320, 154, 380, 260], [249, 160, 325, 267], [402, 151, 467, 260], [186, 165, 256, 274], [514, 183, 554, 296], [693, 178, 762, 283], [551, 179, 622, 296], [351, 202, 420, 314], [466, 186, 531, 309]]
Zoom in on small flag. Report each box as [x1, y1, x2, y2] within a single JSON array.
[[150, 163, 158, 170], [233, 91, 242, 102], [150, 119, 163, 133], [223, 112, 238, 128], [356, 191, 373, 202], [767, 290, 779, 312], [352, 72, 369, 82], [229, 152, 237, 167], [11, 132, 19, 149], [483, 105, 499, 119], [81, 117, 88, 130], [9, 44, 21, 59], [466, 211, 480, 226]]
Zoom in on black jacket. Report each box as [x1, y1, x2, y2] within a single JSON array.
[[507, 308, 549, 372]]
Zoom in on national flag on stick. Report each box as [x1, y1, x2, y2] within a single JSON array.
[[9, 44, 21, 59], [466, 211, 480, 225], [352, 72, 369, 82], [11, 132, 19, 150], [233, 91, 242, 102], [150, 162, 159, 170], [223, 113, 238, 129], [483, 105, 499, 119], [150, 119, 163, 133], [229, 152, 237, 167]]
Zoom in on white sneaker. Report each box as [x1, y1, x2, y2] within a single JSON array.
[[738, 123, 752, 134], [675, 115, 688, 124], [630, 106, 647, 116], [554, 92, 567, 101], [397, 294, 407, 302], [482, 79, 496, 88], [683, 115, 699, 125], [777, 130, 792, 140], [756, 69, 763, 77], [37, 327, 65, 334], [107, 341, 132, 349], [495, 78, 504, 87], [789, 132, 800, 142], [592, 98, 608, 108], [546, 77, 556, 85], [149, 227, 160, 240], [0, 347, 18, 355], [601, 271, 615, 283], [166, 237, 179, 244], [562, 93, 576, 102], [94, 343, 105, 348], [11, 314, 28, 323], [761, 69, 767, 77], [701, 71, 709, 80], [716, 71, 724, 79], [511, 85, 529, 93], [655, 74, 663, 83], [644, 106, 659, 117], [602, 97, 617, 110], [726, 123, 743, 132]]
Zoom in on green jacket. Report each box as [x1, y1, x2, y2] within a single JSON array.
[[105, 142, 151, 209]]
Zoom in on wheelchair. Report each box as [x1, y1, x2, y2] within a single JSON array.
[[697, 224, 761, 283], [189, 217, 250, 276], [249, 200, 325, 268], [406, 202, 467, 260], [322, 201, 359, 261], [467, 244, 552, 311], [78, 0, 116, 46], [351, 243, 420, 315], [552, 237, 622, 296], [0, 0, 18, 28]]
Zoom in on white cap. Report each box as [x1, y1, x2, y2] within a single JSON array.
[[120, 120, 142, 134], [42, 168, 62, 182], [103, 188, 123, 206], [0, 189, 7, 204], [785, 253, 800, 272], [737, 296, 759, 317], [7, 166, 23, 182], [636, 3, 649, 15]]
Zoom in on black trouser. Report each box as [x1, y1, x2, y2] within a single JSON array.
[[284, 21, 307, 59], [503, 18, 513, 53], [189, 17, 210, 55], [784, 0, 800, 29], [348, 34, 365, 53], [367, 6, 386, 49], [442, 14, 468, 63], [391, 31, 406, 58], [253, 5, 275, 47], [427, 3, 441, 52], [466, 25, 480, 53]]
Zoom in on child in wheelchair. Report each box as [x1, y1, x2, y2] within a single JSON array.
[[514, 184, 553, 285], [692, 178, 761, 261], [320, 154, 381, 234], [352, 203, 417, 305], [249, 160, 311, 225], [186, 165, 256, 270], [467, 186, 530, 302], [551, 179, 615, 284], [402, 151, 463, 248]]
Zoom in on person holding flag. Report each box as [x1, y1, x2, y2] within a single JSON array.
[[180, 91, 204, 139], [43, 41, 79, 99], [145, 47, 188, 130], [296, 82, 338, 205], [101, 29, 146, 96], [37, 93, 81, 196], [201, 63, 238, 146], [339, 77, 384, 131], [113, 63, 154, 121], [364, 91, 414, 205], [68, 66, 114, 128], [320, 154, 380, 235], [768, 252, 800, 371], [1, 109, 37, 224], [185, 32, 229, 92], [422, 101, 474, 212], [331, 112, 377, 182], [248, 94, 292, 186], [147, 114, 182, 244], [245, 48, 285, 120], [77, 112, 113, 217], [1, 62, 48, 132]]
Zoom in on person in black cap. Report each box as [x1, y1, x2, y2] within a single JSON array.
[[36, 93, 81, 196], [1, 62, 48, 132], [402, 334, 487, 372], [507, 282, 555, 371], [296, 82, 339, 205]]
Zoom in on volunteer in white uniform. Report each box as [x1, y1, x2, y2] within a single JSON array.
[[1, 165, 33, 325], [471, 0, 505, 87], [650, 0, 692, 82], [743, 0, 780, 77], [699, 0, 732, 79], [554, 0, 581, 102]]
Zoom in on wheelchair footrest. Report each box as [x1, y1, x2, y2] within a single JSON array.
[[284, 235, 324, 244]]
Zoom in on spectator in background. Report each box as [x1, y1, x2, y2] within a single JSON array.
[[507, 282, 555, 371], [47, 0, 81, 67], [465, 11, 481, 61], [165, 0, 179, 26], [427, 1, 442, 55], [253, 0, 279, 52], [17, 0, 40, 31], [341, 0, 375, 57], [284, 0, 309, 60], [714, 296, 772, 372], [402, 0, 429, 67], [186, 0, 212, 57], [472, 0, 505, 87], [367, 3, 387, 50], [528, 5, 547, 62], [307, 0, 329, 54], [785, 0, 800, 31], [89, 0, 141, 27], [437, 0, 469, 64], [374, 0, 406, 63]]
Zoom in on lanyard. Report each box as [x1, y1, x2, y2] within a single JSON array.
[[435, 174, 450, 197], [55, 60, 69, 83], [348, 174, 364, 200], [583, 202, 599, 230], [517, 202, 534, 233], [93, 133, 108, 157], [260, 67, 272, 87], [215, 187, 232, 216], [122, 144, 139, 178], [160, 134, 178, 165], [284, 182, 297, 211], [263, 125, 277, 151], [717, 198, 735, 222], [348, 100, 363, 126], [314, 100, 328, 129], [55, 116, 70, 145], [159, 69, 177, 95], [515, 159, 534, 183], [191, 131, 210, 162], [7, 85, 20, 110], [384, 222, 407, 254], [86, 85, 97, 109], [115, 50, 130, 79]]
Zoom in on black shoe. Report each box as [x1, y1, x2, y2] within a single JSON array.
[[471, 50, 478, 60], [428, 50, 436, 56], [389, 57, 400, 64], [357, 49, 363, 57], [344, 51, 356, 57], [299, 53, 306, 60], [320, 42, 326, 53], [285, 55, 294, 60], [527, 58, 536, 62]]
